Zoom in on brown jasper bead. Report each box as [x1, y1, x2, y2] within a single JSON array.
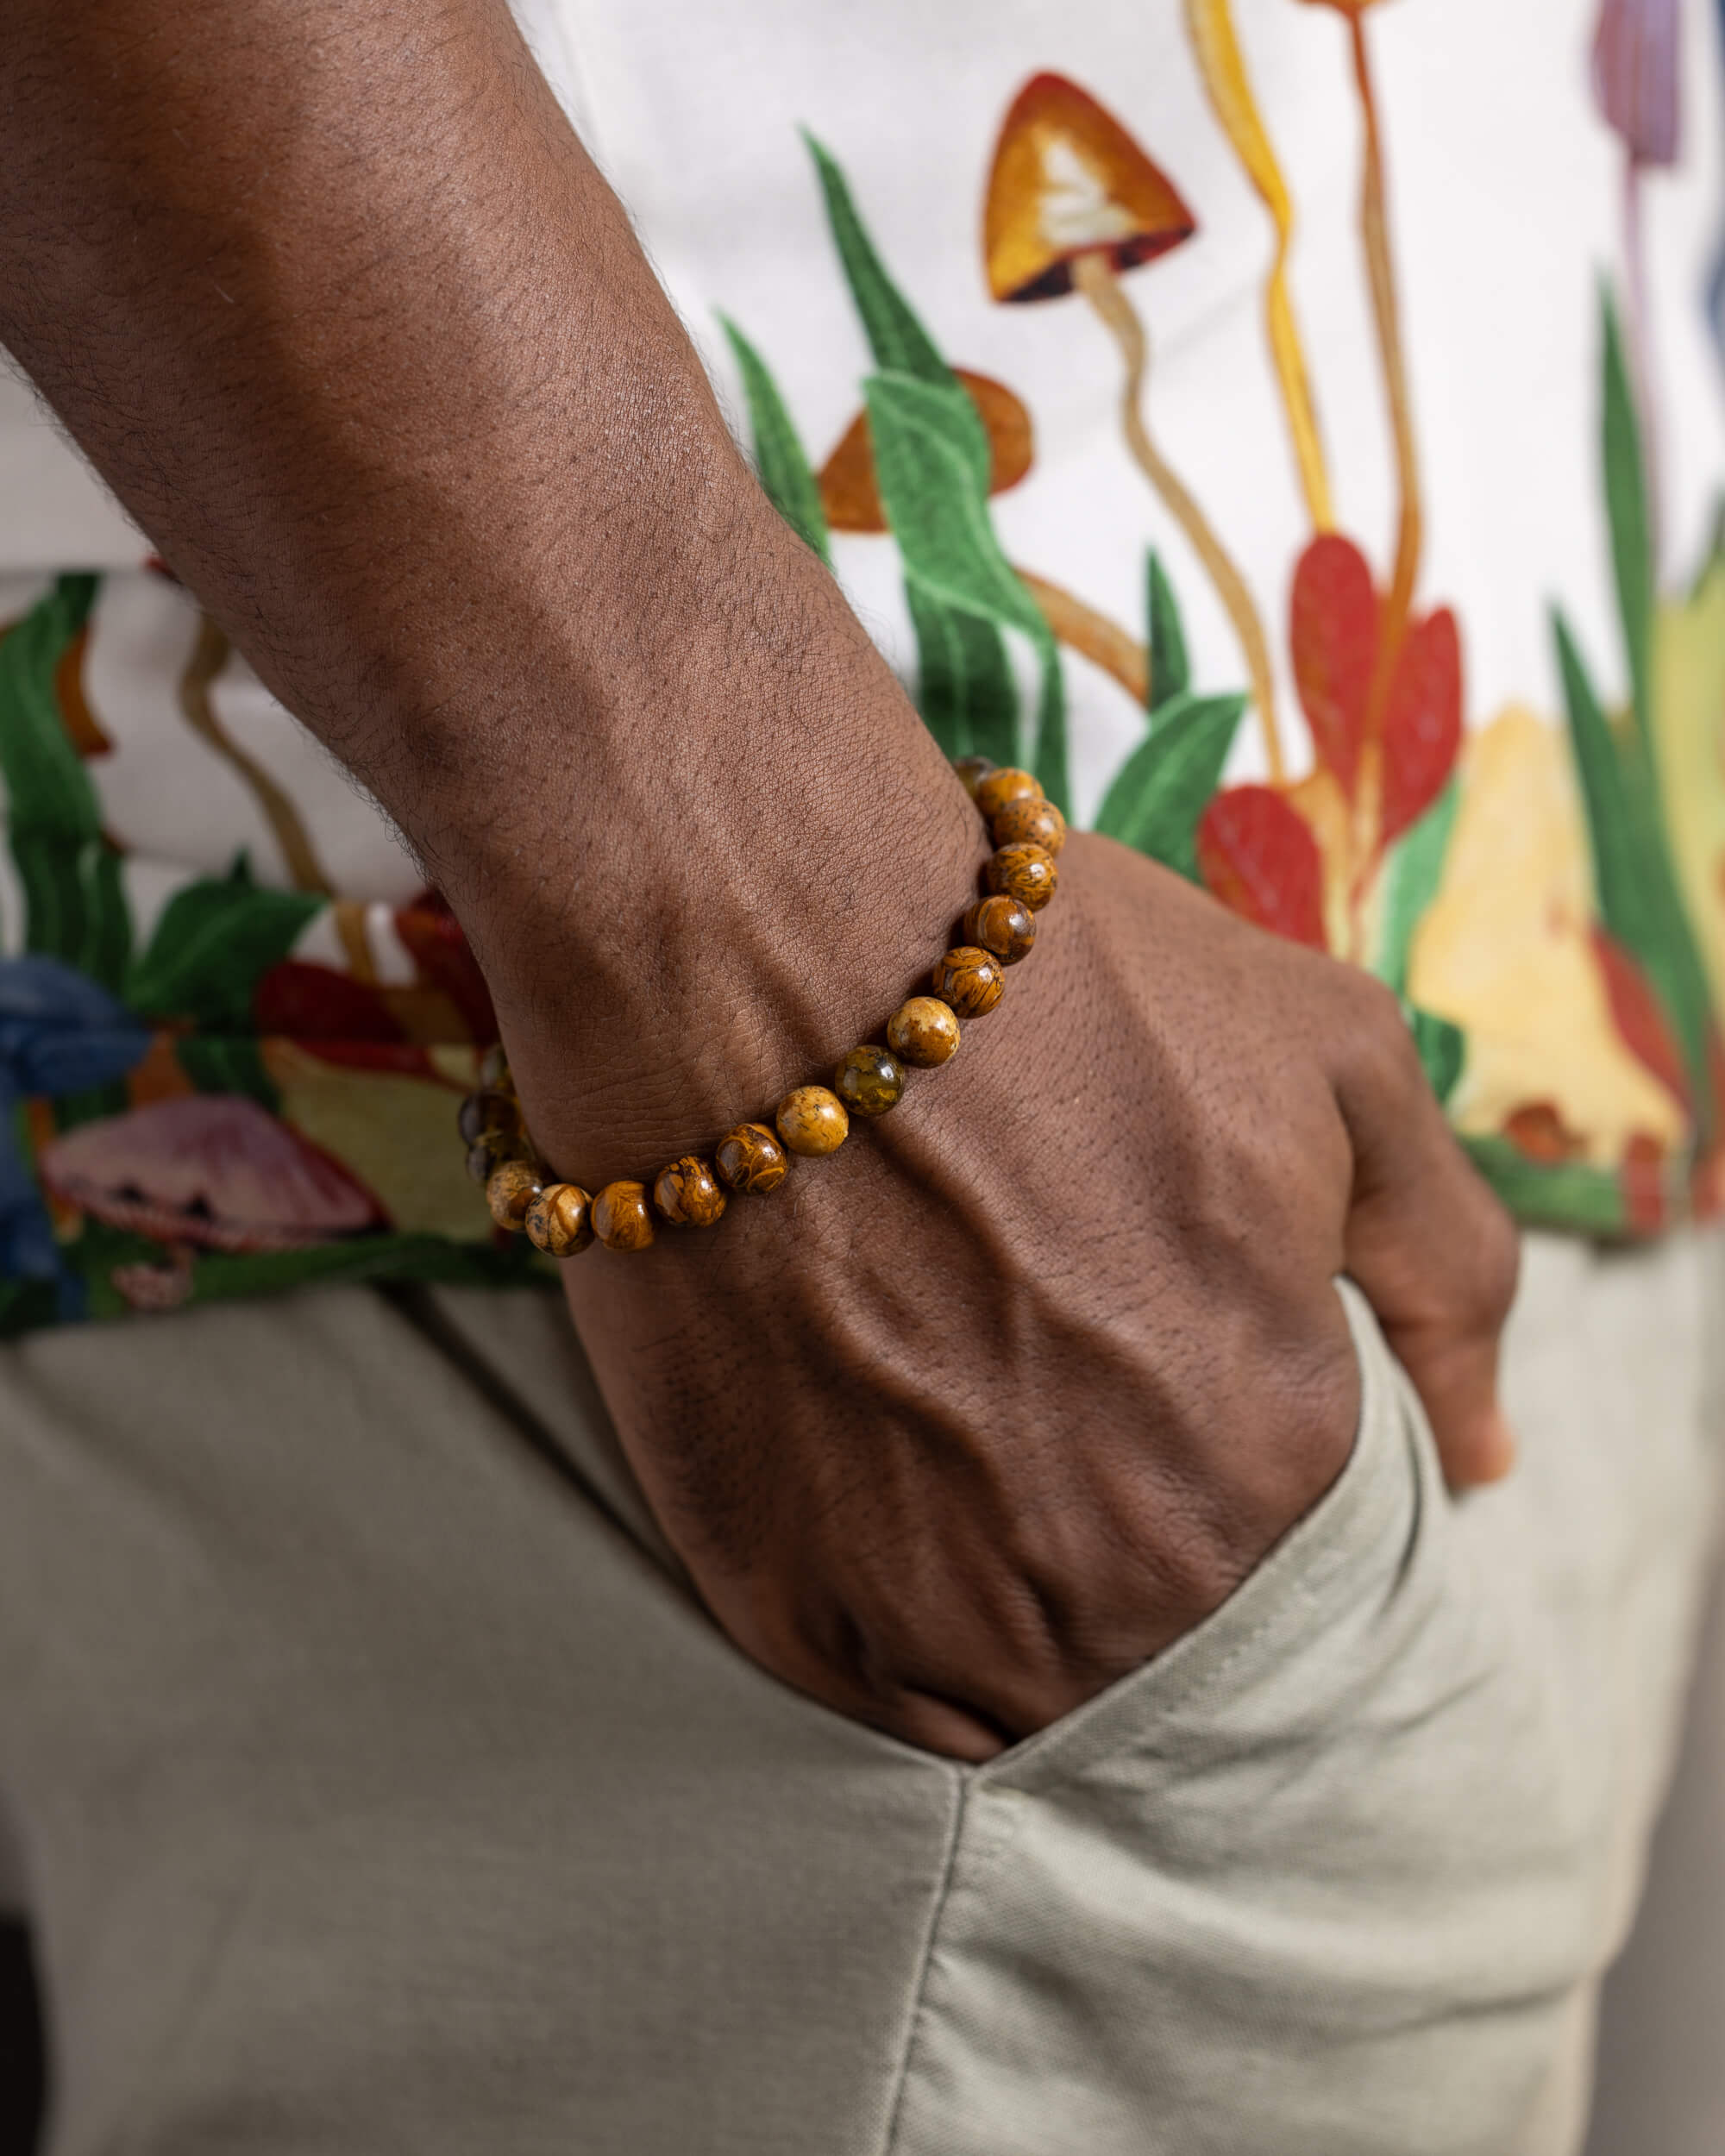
[[775, 1085, 850, 1156], [931, 945, 1006, 1018], [653, 1155, 728, 1227], [973, 766, 1042, 822], [486, 1157, 543, 1232], [833, 1044, 906, 1117], [963, 893, 1038, 966], [887, 995, 962, 1068], [525, 1181, 593, 1257], [457, 1089, 518, 1145], [987, 841, 1059, 912], [991, 793, 1067, 856], [593, 1180, 656, 1251], [715, 1122, 789, 1194], [952, 755, 996, 800]]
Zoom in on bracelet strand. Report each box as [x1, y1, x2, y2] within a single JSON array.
[[455, 758, 1065, 1256]]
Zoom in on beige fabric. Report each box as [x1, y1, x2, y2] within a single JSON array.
[[0, 1231, 1720, 2153]]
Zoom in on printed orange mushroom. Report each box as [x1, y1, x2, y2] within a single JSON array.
[[38, 1093, 385, 1309], [982, 72, 1283, 778], [819, 370, 1032, 533]]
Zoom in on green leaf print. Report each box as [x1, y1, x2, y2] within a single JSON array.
[[1407, 1004, 1465, 1106], [803, 131, 957, 395], [1093, 690, 1246, 880], [904, 582, 1019, 765], [1145, 550, 1190, 712], [0, 575, 132, 990], [1462, 1137, 1628, 1238], [1375, 778, 1458, 997], [863, 371, 1069, 809], [718, 315, 831, 564], [1600, 287, 1655, 768], [128, 854, 323, 1035], [1553, 607, 1715, 1131]]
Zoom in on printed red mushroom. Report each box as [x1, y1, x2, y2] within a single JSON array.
[[982, 72, 1283, 776], [819, 370, 1033, 533], [38, 1094, 385, 1255]]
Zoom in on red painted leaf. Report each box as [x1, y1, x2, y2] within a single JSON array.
[[1590, 927, 1691, 1108], [1379, 607, 1462, 846], [254, 960, 406, 1042], [1289, 534, 1378, 800], [1621, 1131, 1670, 1237], [394, 890, 499, 1045], [1195, 785, 1328, 950]]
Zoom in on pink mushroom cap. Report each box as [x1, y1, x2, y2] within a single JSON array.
[[38, 1094, 385, 1253]]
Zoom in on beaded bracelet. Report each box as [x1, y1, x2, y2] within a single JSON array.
[[456, 758, 1065, 1256]]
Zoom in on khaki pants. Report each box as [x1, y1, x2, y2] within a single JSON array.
[[0, 1231, 1720, 2154]]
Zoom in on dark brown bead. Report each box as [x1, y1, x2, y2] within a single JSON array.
[[986, 841, 1058, 912], [963, 893, 1038, 965], [525, 1181, 593, 1257], [775, 1085, 850, 1156], [466, 1138, 497, 1185], [952, 755, 996, 799], [974, 766, 1042, 822], [931, 945, 1006, 1018], [477, 1044, 511, 1092], [593, 1180, 656, 1251], [833, 1044, 906, 1117], [887, 996, 961, 1068], [653, 1155, 728, 1227], [457, 1088, 518, 1145], [991, 794, 1067, 856], [715, 1122, 789, 1194], [486, 1157, 543, 1232]]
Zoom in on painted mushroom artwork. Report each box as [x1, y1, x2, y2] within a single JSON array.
[[982, 71, 1283, 778], [38, 1093, 386, 1311]]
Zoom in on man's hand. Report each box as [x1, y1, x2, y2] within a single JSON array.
[[0, 0, 1518, 1760]]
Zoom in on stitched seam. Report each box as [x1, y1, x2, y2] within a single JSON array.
[[875, 1764, 969, 2156]]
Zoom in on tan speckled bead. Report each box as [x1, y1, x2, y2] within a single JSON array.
[[952, 755, 996, 800], [887, 996, 961, 1068], [963, 893, 1037, 966], [525, 1181, 593, 1257], [931, 945, 1006, 1018], [486, 1157, 543, 1232], [715, 1122, 789, 1194], [593, 1180, 656, 1251], [457, 1089, 518, 1145], [986, 841, 1058, 912], [653, 1155, 728, 1227], [973, 766, 1042, 822], [775, 1085, 850, 1156], [833, 1044, 906, 1117], [991, 794, 1067, 856]]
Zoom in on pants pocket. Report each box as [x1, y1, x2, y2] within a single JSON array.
[[887, 1282, 1590, 2156]]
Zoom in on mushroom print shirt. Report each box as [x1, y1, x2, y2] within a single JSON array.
[[2, 0, 1724, 1330]]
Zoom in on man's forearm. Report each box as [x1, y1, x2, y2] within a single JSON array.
[[0, 0, 977, 1157]]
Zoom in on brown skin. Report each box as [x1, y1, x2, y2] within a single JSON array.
[[0, 0, 1517, 1758]]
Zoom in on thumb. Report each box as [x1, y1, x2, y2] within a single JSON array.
[[1333, 993, 1521, 1488]]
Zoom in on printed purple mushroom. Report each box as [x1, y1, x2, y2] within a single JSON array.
[[982, 72, 1283, 777], [39, 1094, 385, 1308]]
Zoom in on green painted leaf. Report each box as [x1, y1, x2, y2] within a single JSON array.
[[1146, 549, 1189, 712], [863, 370, 1070, 812], [1093, 691, 1246, 879], [1553, 606, 1715, 1131], [1375, 778, 1458, 996], [804, 132, 954, 392], [718, 315, 830, 564], [905, 581, 1019, 764], [0, 575, 132, 979], [128, 856, 323, 1035], [176, 1033, 279, 1109], [1601, 287, 1655, 765], [1407, 1004, 1465, 1105], [1462, 1135, 1628, 1237]]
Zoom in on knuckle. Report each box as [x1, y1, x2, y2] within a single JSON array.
[[1340, 975, 1423, 1091]]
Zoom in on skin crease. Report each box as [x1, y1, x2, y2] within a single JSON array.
[[0, 0, 1519, 1758]]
